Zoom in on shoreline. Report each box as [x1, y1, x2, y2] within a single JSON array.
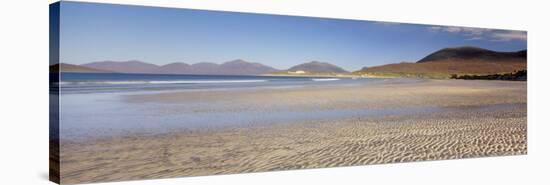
[[58, 70, 528, 81]]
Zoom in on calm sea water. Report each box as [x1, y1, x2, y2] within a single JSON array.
[[53, 73, 406, 141], [52, 73, 521, 141], [55, 72, 359, 94]]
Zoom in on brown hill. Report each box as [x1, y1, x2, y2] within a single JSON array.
[[356, 47, 527, 79], [418, 46, 526, 63], [50, 63, 110, 73]]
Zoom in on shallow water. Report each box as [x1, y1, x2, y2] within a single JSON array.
[[56, 76, 410, 141], [56, 75, 517, 141], [59, 93, 520, 141], [57, 72, 386, 94]]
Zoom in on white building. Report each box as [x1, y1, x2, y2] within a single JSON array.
[[291, 70, 306, 74]]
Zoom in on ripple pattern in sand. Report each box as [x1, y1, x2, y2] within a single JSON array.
[[59, 107, 526, 184]]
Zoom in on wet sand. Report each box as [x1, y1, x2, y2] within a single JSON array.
[[59, 79, 527, 184]]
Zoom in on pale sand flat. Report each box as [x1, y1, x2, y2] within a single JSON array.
[[59, 79, 527, 184]]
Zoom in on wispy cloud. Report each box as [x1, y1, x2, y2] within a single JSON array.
[[466, 36, 484, 41], [373, 21, 401, 26], [428, 26, 526, 42], [491, 31, 527, 41], [427, 26, 442, 32]]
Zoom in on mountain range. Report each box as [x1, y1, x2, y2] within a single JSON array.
[[52, 46, 527, 78], [79, 59, 280, 75], [55, 59, 349, 75]]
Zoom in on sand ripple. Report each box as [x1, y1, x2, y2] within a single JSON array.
[[60, 106, 526, 184], [59, 80, 527, 184]]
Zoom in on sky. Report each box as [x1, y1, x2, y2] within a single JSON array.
[[59, 1, 527, 71]]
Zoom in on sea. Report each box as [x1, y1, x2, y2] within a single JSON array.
[[51, 73, 410, 141], [53, 72, 359, 94]]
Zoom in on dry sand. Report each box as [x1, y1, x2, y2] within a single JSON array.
[[59, 79, 527, 184]]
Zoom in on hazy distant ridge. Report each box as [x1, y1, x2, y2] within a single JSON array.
[[80, 59, 279, 75], [51, 63, 111, 73], [61, 59, 350, 75], [82, 60, 159, 74]]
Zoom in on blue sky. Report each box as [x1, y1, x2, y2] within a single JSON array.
[[59, 1, 527, 71]]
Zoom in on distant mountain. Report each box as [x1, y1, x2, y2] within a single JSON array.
[[417, 46, 526, 63], [287, 61, 349, 73], [82, 60, 159, 74], [50, 63, 110, 73], [219, 59, 279, 75], [356, 46, 527, 79], [188, 62, 219, 74], [79, 59, 279, 75], [154, 62, 191, 74]]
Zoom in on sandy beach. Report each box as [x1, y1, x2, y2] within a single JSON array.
[[59, 79, 527, 184]]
